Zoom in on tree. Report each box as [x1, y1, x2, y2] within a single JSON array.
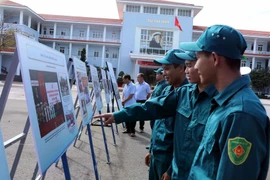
[[80, 48, 86, 62], [79, 48, 90, 79], [250, 68, 270, 94], [0, 13, 16, 52]]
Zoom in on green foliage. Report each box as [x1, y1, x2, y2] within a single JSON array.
[[117, 71, 125, 82], [0, 29, 16, 51], [250, 68, 270, 92], [80, 48, 86, 62]]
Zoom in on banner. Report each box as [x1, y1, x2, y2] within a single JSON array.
[[0, 128, 10, 180], [73, 57, 93, 127], [101, 69, 110, 104], [15, 33, 78, 174], [106, 62, 123, 109], [90, 65, 103, 111]]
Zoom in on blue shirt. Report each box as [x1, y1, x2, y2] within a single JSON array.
[[135, 81, 151, 101], [123, 82, 136, 107], [188, 75, 269, 180]]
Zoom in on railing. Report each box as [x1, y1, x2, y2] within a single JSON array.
[[105, 38, 121, 43], [38, 35, 121, 43], [245, 50, 270, 55]]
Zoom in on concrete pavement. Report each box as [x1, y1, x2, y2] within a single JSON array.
[[0, 82, 270, 179]]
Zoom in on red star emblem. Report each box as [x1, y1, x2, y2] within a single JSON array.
[[233, 145, 245, 157]]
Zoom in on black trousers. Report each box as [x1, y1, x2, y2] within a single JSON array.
[[126, 122, 136, 134], [136, 100, 146, 130]]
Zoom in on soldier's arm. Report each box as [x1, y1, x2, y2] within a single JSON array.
[[114, 90, 178, 124], [217, 112, 269, 179]]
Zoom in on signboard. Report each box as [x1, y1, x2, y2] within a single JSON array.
[[73, 57, 93, 127], [0, 128, 10, 180], [15, 33, 78, 174], [106, 62, 123, 109], [101, 69, 110, 104], [90, 65, 103, 111]]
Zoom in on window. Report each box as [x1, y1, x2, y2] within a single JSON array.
[[178, 9, 191, 17], [250, 61, 252, 68], [94, 50, 99, 57], [92, 31, 103, 39], [105, 49, 109, 58], [61, 30, 66, 36], [251, 43, 254, 51], [60, 47, 65, 54], [49, 28, 54, 35], [80, 31, 84, 37], [126, 5, 140, 12], [78, 49, 82, 56], [140, 29, 173, 55], [43, 27, 47, 35], [143, 7, 158, 14], [160, 8, 174, 15], [112, 32, 117, 40], [112, 51, 118, 59], [256, 62, 262, 69], [241, 61, 246, 67], [258, 45, 263, 51]]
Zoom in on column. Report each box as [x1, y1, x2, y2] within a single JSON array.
[[69, 43, 72, 58], [191, 10, 194, 18], [53, 23, 57, 38], [157, 6, 161, 14], [70, 24, 73, 40], [117, 47, 121, 75], [27, 16, 31, 28], [103, 26, 106, 41], [86, 44, 89, 61], [86, 25, 90, 40], [174, 8, 178, 16], [37, 22, 41, 34], [253, 38, 257, 53], [123, 4, 127, 12], [252, 57, 256, 70], [101, 45, 105, 67], [140, 5, 143, 13], [52, 42, 56, 49], [119, 29, 122, 42], [19, 10, 23, 25]]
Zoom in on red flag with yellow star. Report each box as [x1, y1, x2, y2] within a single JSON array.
[[174, 16, 183, 31]]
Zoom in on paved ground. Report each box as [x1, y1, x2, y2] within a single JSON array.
[[1, 82, 270, 180]]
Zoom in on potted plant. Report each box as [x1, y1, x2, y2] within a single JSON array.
[[117, 71, 125, 87]]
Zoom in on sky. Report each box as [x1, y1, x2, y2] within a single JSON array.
[[4, 0, 270, 31]]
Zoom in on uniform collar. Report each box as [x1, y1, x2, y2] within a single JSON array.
[[189, 84, 217, 97], [213, 75, 251, 106], [158, 79, 166, 85]]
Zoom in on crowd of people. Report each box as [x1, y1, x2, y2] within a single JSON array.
[[95, 24, 270, 180]]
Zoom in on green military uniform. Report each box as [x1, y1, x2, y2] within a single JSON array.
[[150, 79, 169, 129], [179, 25, 270, 179], [114, 83, 217, 179], [149, 79, 188, 180], [188, 76, 269, 180]]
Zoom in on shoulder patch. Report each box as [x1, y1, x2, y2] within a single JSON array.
[[228, 137, 252, 165]]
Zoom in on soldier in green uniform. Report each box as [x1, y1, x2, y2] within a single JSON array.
[[146, 49, 188, 180], [180, 24, 269, 179], [150, 67, 169, 130], [94, 50, 218, 179]]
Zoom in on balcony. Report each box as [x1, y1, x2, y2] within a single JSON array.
[[105, 38, 121, 43], [245, 50, 270, 56], [4, 23, 38, 41], [40, 34, 54, 38]]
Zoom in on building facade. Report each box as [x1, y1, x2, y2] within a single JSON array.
[[1, 0, 270, 89]]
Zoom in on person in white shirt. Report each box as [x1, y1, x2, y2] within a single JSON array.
[[122, 74, 137, 137], [135, 73, 151, 133]]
